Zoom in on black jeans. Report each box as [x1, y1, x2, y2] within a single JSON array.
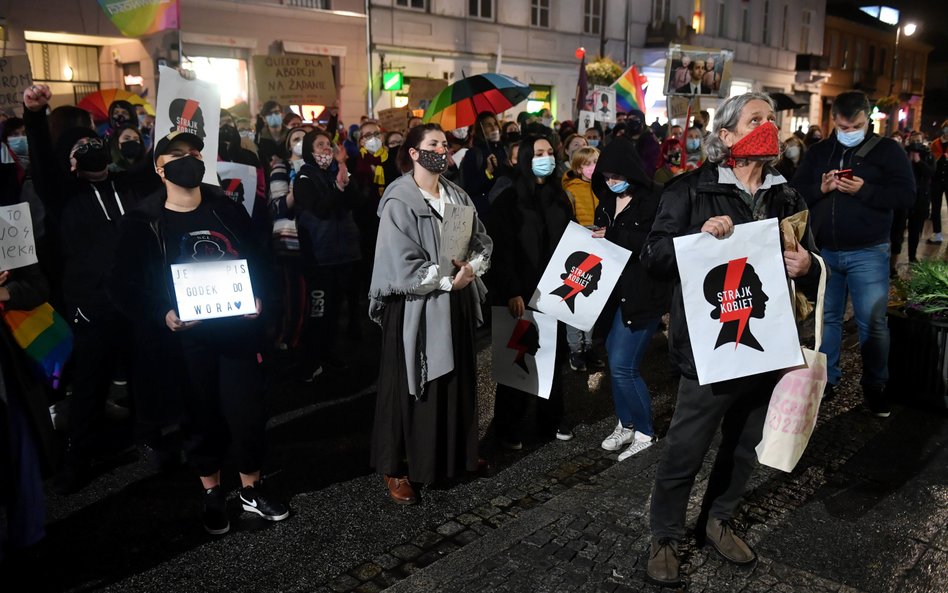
[[178, 331, 267, 477], [649, 374, 775, 541], [302, 263, 351, 363], [931, 183, 944, 234]]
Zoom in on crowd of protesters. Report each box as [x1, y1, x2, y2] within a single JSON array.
[[0, 80, 938, 589]]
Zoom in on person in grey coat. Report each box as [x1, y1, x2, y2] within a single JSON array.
[[368, 124, 492, 505]]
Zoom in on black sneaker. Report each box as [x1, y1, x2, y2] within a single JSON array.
[[239, 481, 290, 521], [203, 486, 230, 535], [863, 385, 891, 418], [568, 352, 587, 372], [822, 383, 837, 402]]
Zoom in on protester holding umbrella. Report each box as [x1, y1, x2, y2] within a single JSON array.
[[369, 124, 492, 504], [487, 135, 575, 448]]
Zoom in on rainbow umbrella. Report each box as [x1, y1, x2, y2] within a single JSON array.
[[77, 88, 155, 121], [422, 73, 531, 131]]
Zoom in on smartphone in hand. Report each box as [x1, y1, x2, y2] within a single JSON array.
[[835, 168, 854, 180]]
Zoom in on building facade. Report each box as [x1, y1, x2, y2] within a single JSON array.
[[2, 0, 369, 122]]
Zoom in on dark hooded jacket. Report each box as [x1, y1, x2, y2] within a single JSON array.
[[591, 138, 670, 330], [485, 138, 574, 305], [642, 162, 823, 380], [293, 148, 361, 267], [24, 107, 149, 318]]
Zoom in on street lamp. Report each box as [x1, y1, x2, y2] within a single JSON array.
[[889, 21, 916, 96]]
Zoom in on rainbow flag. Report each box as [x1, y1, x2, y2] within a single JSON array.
[[612, 64, 648, 113], [4, 303, 73, 389], [98, 0, 180, 37]]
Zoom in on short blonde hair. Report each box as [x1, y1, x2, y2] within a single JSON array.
[[570, 146, 600, 176]]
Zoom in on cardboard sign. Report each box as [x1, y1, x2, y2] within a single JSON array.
[[673, 218, 803, 385], [491, 307, 558, 399], [171, 258, 256, 322], [577, 110, 596, 134], [377, 106, 411, 134], [438, 203, 474, 273], [253, 54, 337, 106], [217, 161, 257, 218], [0, 203, 38, 271], [155, 66, 220, 185], [530, 221, 633, 332], [592, 86, 616, 124], [0, 55, 33, 117], [408, 77, 448, 111]]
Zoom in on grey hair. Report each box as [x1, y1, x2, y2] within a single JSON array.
[[705, 92, 777, 164]]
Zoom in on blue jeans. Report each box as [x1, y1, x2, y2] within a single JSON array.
[[821, 244, 890, 388], [605, 311, 660, 436]]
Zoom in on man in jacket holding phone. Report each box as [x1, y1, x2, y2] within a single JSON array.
[[791, 90, 915, 416]]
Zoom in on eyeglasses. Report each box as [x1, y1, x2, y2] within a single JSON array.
[[71, 138, 105, 157], [361, 132, 381, 139]]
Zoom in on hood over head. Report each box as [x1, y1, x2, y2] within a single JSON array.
[[591, 137, 652, 199]]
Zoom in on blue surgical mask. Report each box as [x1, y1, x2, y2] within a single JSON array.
[[7, 136, 28, 156], [608, 180, 630, 194], [531, 155, 555, 178], [686, 138, 701, 152], [836, 128, 866, 148], [266, 113, 282, 128], [587, 139, 600, 148]]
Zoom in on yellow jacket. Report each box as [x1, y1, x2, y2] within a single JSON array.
[[562, 173, 598, 227]]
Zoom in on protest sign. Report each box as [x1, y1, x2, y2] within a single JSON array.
[[491, 307, 558, 399], [438, 203, 474, 273], [592, 86, 616, 124], [155, 66, 220, 185], [377, 106, 411, 134], [171, 259, 256, 322], [673, 218, 803, 385], [577, 111, 596, 134], [0, 203, 38, 271], [217, 161, 257, 217], [530, 221, 632, 332], [0, 55, 33, 117], [253, 54, 337, 106], [408, 77, 447, 111]]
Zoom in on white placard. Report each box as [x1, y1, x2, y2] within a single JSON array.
[[171, 259, 257, 322], [217, 161, 257, 218], [491, 307, 558, 399], [0, 203, 38, 271], [577, 110, 596, 134], [592, 86, 616, 124], [438, 203, 475, 272], [155, 66, 221, 186], [673, 218, 803, 385], [530, 221, 633, 332]]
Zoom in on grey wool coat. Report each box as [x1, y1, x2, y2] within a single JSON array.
[[369, 172, 492, 397]]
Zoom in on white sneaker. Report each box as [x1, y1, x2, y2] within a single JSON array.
[[617, 431, 655, 461], [601, 422, 635, 451]]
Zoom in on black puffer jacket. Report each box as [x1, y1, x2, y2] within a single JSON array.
[[591, 138, 670, 329], [293, 162, 361, 266], [642, 163, 823, 380]]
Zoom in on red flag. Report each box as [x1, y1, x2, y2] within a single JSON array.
[[575, 54, 588, 120]]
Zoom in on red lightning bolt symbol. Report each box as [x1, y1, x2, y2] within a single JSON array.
[[507, 319, 532, 365], [719, 257, 751, 350], [560, 254, 603, 302]]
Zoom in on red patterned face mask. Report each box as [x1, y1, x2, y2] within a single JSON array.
[[725, 121, 779, 166]]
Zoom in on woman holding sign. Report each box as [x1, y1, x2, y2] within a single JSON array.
[[589, 137, 669, 460], [640, 93, 823, 586], [369, 124, 492, 505], [111, 131, 289, 535], [486, 135, 575, 449]]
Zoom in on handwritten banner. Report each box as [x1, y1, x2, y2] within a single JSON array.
[[171, 259, 256, 322], [253, 54, 337, 106], [0, 56, 34, 117], [408, 77, 447, 111], [438, 203, 474, 273], [0, 203, 38, 271], [377, 106, 411, 134]]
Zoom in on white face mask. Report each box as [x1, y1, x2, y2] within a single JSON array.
[[451, 127, 469, 140], [292, 140, 303, 158], [785, 145, 801, 161], [488, 130, 501, 143], [364, 137, 383, 154]]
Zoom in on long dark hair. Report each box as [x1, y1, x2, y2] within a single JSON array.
[[396, 123, 443, 173], [514, 135, 565, 206], [472, 111, 499, 143]]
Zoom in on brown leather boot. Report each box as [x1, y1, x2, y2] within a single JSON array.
[[383, 475, 417, 505], [705, 518, 756, 564], [646, 538, 681, 586]]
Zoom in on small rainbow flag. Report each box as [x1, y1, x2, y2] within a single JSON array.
[[612, 64, 648, 114], [3, 303, 73, 389], [98, 0, 180, 38]]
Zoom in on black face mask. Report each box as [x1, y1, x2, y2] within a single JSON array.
[[162, 155, 205, 188], [112, 114, 128, 129], [120, 140, 144, 162], [505, 131, 522, 144], [416, 149, 448, 173], [74, 143, 110, 172], [628, 119, 643, 135]]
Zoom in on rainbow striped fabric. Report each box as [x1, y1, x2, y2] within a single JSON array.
[[3, 303, 73, 389], [98, 0, 180, 37], [612, 65, 648, 114]]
